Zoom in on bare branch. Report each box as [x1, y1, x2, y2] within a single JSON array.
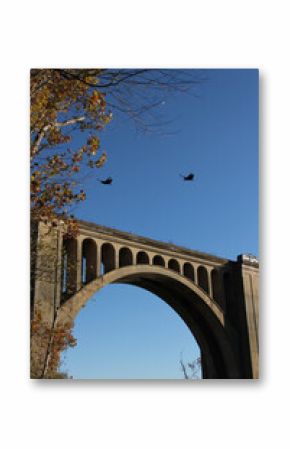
[[180, 359, 189, 379]]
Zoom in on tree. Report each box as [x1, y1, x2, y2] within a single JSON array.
[[30, 69, 205, 378], [31, 69, 204, 222], [30, 308, 76, 379], [180, 356, 202, 379], [31, 69, 112, 224]]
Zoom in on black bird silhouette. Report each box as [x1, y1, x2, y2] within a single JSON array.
[[98, 176, 113, 185], [180, 173, 194, 181]]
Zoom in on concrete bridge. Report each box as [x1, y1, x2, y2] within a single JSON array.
[[31, 218, 259, 379]]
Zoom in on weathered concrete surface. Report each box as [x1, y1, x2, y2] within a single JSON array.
[[31, 219, 259, 379]]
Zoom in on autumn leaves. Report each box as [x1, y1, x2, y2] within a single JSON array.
[[30, 69, 112, 223]]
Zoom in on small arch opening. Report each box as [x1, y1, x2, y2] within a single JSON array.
[[153, 255, 165, 267], [183, 263, 195, 282], [211, 269, 222, 303], [119, 247, 133, 268], [168, 259, 180, 273], [82, 239, 97, 284], [136, 251, 149, 264], [101, 243, 115, 274], [62, 237, 77, 298], [197, 266, 209, 293]]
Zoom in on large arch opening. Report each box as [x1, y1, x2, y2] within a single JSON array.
[[61, 284, 202, 379], [58, 265, 239, 379]]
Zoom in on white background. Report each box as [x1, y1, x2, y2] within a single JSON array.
[[0, 0, 289, 447]]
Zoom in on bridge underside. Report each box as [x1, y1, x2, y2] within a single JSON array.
[[114, 271, 240, 379], [56, 266, 242, 379]]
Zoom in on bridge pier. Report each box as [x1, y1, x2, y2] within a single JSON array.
[[239, 256, 259, 379]]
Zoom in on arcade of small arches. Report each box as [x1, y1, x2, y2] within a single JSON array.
[[62, 237, 232, 311]]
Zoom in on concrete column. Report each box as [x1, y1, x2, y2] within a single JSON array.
[[76, 237, 83, 291], [115, 245, 119, 269], [239, 257, 259, 379], [31, 220, 63, 378], [33, 221, 59, 325], [96, 241, 102, 277], [192, 264, 198, 283], [218, 271, 226, 311], [207, 268, 213, 298], [131, 249, 137, 266]]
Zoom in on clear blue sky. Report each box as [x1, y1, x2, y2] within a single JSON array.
[[61, 69, 258, 379]]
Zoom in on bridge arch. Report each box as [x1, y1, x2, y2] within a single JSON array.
[[57, 265, 239, 378], [119, 247, 133, 267], [183, 262, 195, 281], [197, 265, 209, 293], [153, 255, 165, 267], [101, 242, 115, 274], [62, 237, 77, 297], [136, 251, 150, 265], [168, 258, 180, 273], [82, 238, 97, 284]]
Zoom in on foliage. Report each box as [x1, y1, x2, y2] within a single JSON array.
[[30, 69, 112, 222], [30, 309, 76, 379]]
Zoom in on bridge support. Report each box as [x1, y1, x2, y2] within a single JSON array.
[[239, 256, 259, 379], [30, 220, 64, 378]]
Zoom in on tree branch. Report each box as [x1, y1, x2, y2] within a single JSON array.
[[31, 117, 85, 158], [57, 69, 149, 89]]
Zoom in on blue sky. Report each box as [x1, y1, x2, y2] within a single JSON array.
[[61, 69, 258, 379]]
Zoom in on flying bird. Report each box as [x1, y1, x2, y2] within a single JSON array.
[[180, 173, 194, 181], [98, 176, 113, 185]]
